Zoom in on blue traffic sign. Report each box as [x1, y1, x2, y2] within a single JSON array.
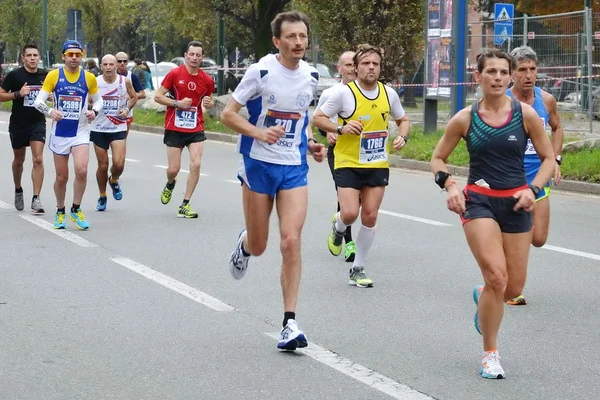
[[494, 24, 513, 45], [494, 3, 514, 26]]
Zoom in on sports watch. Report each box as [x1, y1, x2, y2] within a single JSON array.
[[528, 184, 541, 196], [555, 155, 563, 165], [336, 125, 343, 135]]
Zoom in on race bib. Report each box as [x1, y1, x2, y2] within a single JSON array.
[[24, 85, 42, 108], [175, 107, 197, 129], [265, 109, 301, 148], [102, 95, 120, 117], [359, 130, 389, 164], [58, 94, 82, 120], [525, 117, 547, 155]]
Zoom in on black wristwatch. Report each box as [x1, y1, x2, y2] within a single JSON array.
[[555, 155, 563, 165], [308, 138, 317, 145], [336, 125, 343, 135], [93, 109, 99, 117], [528, 184, 541, 196]]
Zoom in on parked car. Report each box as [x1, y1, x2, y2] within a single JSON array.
[[171, 56, 238, 93], [314, 63, 339, 99]]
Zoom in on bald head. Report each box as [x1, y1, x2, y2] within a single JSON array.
[[337, 51, 356, 84], [101, 54, 118, 78], [115, 51, 128, 60], [115, 52, 129, 73], [338, 51, 355, 65], [102, 54, 116, 64]]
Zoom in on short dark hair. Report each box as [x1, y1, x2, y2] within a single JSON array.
[[186, 41, 203, 54], [354, 43, 384, 66], [476, 49, 515, 74], [22, 43, 39, 55], [271, 11, 310, 39]]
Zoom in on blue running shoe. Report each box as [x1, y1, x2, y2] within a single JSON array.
[[109, 176, 123, 200], [473, 285, 483, 335], [96, 195, 107, 211], [69, 208, 90, 230], [54, 211, 66, 229], [277, 319, 308, 351]]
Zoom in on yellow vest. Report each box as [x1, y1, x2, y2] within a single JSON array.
[[334, 81, 391, 169]]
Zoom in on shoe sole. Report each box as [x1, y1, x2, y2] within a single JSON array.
[[349, 280, 374, 288], [69, 216, 89, 230], [344, 253, 355, 262], [31, 209, 45, 215], [177, 214, 198, 218], [480, 368, 505, 379], [277, 334, 308, 350], [328, 237, 342, 256], [53, 225, 66, 230]]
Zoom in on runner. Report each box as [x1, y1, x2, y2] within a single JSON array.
[[153, 41, 214, 218], [115, 51, 146, 136], [506, 46, 564, 306], [33, 40, 103, 230], [430, 49, 555, 379], [91, 54, 138, 211], [0, 44, 48, 213], [316, 50, 357, 262], [312, 43, 410, 288], [221, 11, 326, 350]]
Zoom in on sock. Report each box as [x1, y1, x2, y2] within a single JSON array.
[[334, 212, 347, 233], [15, 187, 23, 193], [100, 192, 107, 198], [283, 311, 296, 328], [57, 207, 66, 214], [166, 180, 176, 190], [344, 225, 353, 244], [353, 224, 376, 268], [32, 195, 38, 201], [240, 232, 250, 257], [71, 203, 80, 212], [182, 199, 189, 206], [109, 175, 117, 184]]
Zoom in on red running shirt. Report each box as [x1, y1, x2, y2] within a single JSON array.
[[162, 65, 214, 133]]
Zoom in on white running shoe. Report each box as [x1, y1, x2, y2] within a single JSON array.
[[229, 230, 250, 279], [277, 319, 308, 350], [480, 351, 505, 379]]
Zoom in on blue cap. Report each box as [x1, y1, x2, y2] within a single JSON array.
[[62, 40, 83, 54]]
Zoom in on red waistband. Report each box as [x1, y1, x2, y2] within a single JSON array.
[[465, 183, 528, 197]]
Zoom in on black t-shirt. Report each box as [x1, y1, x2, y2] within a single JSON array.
[[1, 67, 48, 130]]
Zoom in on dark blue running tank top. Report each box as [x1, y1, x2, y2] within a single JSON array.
[[466, 98, 528, 190]]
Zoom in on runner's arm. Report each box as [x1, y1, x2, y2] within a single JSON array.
[[523, 103, 555, 189], [0, 72, 17, 101], [220, 98, 264, 139], [89, 92, 103, 114], [430, 107, 470, 181], [131, 73, 146, 99], [543, 91, 564, 156], [125, 79, 138, 110], [154, 86, 178, 108], [0, 87, 16, 102], [312, 88, 344, 133], [33, 90, 53, 116]]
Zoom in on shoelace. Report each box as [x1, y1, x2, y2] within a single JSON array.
[[231, 247, 246, 271], [483, 353, 502, 371], [75, 210, 85, 221]]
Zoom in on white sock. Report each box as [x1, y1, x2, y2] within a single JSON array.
[[353, 224, 376, 268], [334, 212, 347, 233]]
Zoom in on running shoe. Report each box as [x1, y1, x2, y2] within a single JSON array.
[[161, 180, 176, 204], [480, 351, 505, 379], [328, 214, 344, 256], [507, 295, 527, 306], [473, 285, 483, 335], [54, 211, 66, 229], [344, 241, 356, 262], [109, 176, 123, 200], [229, 230, 250, 279], [96, 196, 107, 211], [178, 204, 198, 218], [69, 208, 90, 230], [349, 266, 374, 288], [15, 191, 24, 211], [277, 319, 308, 350], [31, 198, 45, 214]]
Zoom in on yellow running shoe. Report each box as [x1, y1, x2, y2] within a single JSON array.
[[178, 203, 198, 218], [328, 213, 344, 256], [507, 295, 527, 306]]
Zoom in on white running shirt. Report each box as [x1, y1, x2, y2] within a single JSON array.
[[93, 75, 128, 133]]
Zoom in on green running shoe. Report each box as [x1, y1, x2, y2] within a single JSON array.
[[178, 203, 198, 218], [344, 241, 356, 262]]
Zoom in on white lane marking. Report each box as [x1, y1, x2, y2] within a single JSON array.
[[125, 158, 140, 163], [379, 209, 452, 227], [0, 130, 8, 135], [153, 164, 207, 176], [266, 333, 433, 400], [224, 179, 239, 184], [0, 200, 12, 209], [20, 215, 97, 248], [542, 244, 600, 261], [111, 257, 235, 312]]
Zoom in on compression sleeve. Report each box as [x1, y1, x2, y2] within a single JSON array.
[[33, 90, 52, 116]]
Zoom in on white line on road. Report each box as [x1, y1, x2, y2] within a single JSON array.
[[224, 179, 239, 184], [20, 215, 97, 248], [111, 257, 235, 312], [542, 244, 600, 261], [0, 200, 12, 209], [266, 333, 433, 400], [153, 165, 208, 176], [379, 209, 453, 227], [125, 158, 140, 163]]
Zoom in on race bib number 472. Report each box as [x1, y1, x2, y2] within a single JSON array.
[[175, 107, 197, 129]]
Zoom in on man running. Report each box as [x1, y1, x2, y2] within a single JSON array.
[[506, 46, 564, 306], [0, 44, 48, 213], [154, 41, 215, 218], [313, 44, 410, 288], [221, 11, 326, 350], [34, 40, 103, 230], [91, 54, 138, 211], [115, 51, 146, 136], [316, 50, 357, 262]]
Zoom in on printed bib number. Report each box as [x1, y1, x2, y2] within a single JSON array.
[[525, 117, 547, 155], [58, 95, 82, 120], [265, 109, 301, 148], [175, 107, 197, 129], [102, 95, 120, 117], [24, 85, 42, 108], [359, 130, 389, 164]]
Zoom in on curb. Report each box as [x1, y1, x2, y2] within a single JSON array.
[[130, 123, 600, 196]]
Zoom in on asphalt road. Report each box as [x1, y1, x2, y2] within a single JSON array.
[[1, 114, 600, 400]]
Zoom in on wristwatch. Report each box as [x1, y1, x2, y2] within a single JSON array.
[[555, 155, 563, 165], [93, 109, 99, 117], [336, 125, 343, 135], [173, 100, 179, 109], [528, 184, 541, 196]]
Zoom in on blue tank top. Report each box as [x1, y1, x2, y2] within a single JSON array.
[[506, 86, 549, 162], [466, 98, 527, 190], [54, 68, 89, 138]]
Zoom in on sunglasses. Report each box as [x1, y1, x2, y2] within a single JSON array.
[[116, 60, 128, 64], [65, 52, 82, 58]]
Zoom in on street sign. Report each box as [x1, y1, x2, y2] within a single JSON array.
[[145, 43, 165, 63], [66, 9, 84, 42], [494, 3, 514, 45], [528, 32, 535, 40], [595, 31, 600, 40]]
